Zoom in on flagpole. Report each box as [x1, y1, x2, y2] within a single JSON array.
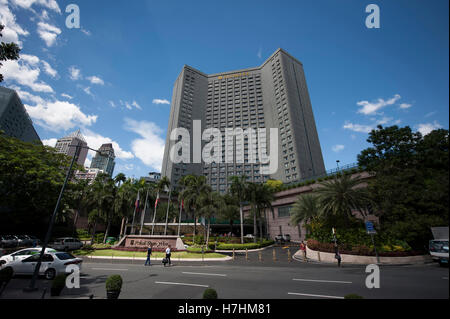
[[177, 200, 183, 237], [164, 189, 172, 235], [131, 190, 139, 234], [139, 188, 149, 235], [151, 192, 159, 235]]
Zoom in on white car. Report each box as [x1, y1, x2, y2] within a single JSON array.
[[1, 251, 83, 280], [49, 238, 84, 251], [0, 248, 57, 265]]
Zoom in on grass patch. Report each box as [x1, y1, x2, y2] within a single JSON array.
[[74, 249, 227, 259]]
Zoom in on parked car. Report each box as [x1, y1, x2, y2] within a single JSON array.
[[275, 234, 285, 244], [49, 238, 84, 251], [0, 235, 18, 248], [0, 247, 57, 266], [27, 235, 41, 247], [16, 235, 33, 247], [244, 234, 255, 239], [283, 234, 291, 242], [1, 251, 83, 280]]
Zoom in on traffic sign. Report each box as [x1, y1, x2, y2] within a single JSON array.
[[366, 222, 377, 234]]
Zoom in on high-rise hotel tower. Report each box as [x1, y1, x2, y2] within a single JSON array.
[[161, 49, 325, 192]]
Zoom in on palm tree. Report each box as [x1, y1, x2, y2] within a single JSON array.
[[219, 193, 240, 236], [114, 173, 126, 187], [153, 176, 170, 234], [315, 173, 373, 227], [179, 175, 210, 242], [229, 175, 249, 244], [290, 194, 321, 238], [247, 183, 274, 243], [198, 190, 222, 247], [116, 178, 139, 238]]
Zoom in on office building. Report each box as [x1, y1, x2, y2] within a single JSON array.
[[161, 48, 325, 192], [54, 130, 88, 167], [90, 143, 115, 177], [0, 86, 41, 143]]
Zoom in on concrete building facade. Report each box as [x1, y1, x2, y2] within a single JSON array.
[[161, 48, 326, 193], [54, 130, 88, 167], [0, 86, 41, 143]]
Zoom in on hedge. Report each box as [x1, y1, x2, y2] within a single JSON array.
[[214, 240, 274, 250]]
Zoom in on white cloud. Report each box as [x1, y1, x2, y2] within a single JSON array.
[[13, 86, 44, 104], [25, 100, 98, 132], [69, 66, 81, 80], [37, 21, 61, 47], [2, 57, 53, 92], [81, 28, 91, 36], [83, 86, 93, 97], [376, 117, 393, 125], [11, 0, 61, 13], [124, 118, 165, 171], [42, 137, 56, 147], [41, 60, 57, 77], [332, 145, 345, 153], [152, 99, 170, 105], [83, 129, 134, 160], [417, 121, 442, 136], [425, 111, 436, 118], [257, 47, 262, 59], [109, 101, 116, 108], [343, 122, 374, 134], [0, 0, 30, 45], [357, 94, 401, 115], [61, 93, 73, 99], [399, 103, 412, 110], [132, 101, 142, 110], [87, 75, 104, 85]]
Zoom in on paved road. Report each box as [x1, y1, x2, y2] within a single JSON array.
[[1, 247, 448, 299]]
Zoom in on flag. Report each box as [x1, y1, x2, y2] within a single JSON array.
[[155, 192, 160, 210], [135, 191, 140, 212]]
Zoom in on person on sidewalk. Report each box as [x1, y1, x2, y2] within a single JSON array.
[[165, 245, 172, 266], [145, 244, 152, 266], [300, 241, 307, 262]]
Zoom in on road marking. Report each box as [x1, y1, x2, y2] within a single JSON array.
[[288, 292, 344, 299], [155, 281, 209, 288], [91, 268, 128, 271], [182, 272, 227, 277], [293, 278, 352, 284]]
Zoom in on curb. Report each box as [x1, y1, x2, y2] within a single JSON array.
[[79, 255, 233, 262]]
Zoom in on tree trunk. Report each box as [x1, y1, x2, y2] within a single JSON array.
[[206, 219, 211, 248], [119, 217, 125, 239], [193, 212, 197, 242], [259, 212, 263, 244], [91, 220, 97, 245], [103, 217, 111, 244], [229, 221, 233, 236], [239, 203, 244, 244], [253, 208, 257, 243]]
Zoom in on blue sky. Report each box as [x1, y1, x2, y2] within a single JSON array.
[[1, 0, 448, 179]]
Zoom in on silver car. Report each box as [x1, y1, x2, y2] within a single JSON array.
[[49, 238, 84, 251]]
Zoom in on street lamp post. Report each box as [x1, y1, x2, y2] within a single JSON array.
[[336, 160, 341, 173], [24, 144, 106, 292]]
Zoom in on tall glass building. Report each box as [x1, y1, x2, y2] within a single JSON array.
[[54, 130, 88, 167], [0, 86, 41, 144], [161, 48, 325, 192], [90, 143, 116, 177]]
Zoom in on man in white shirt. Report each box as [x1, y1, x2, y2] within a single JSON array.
[[165, 245, 171, 266]]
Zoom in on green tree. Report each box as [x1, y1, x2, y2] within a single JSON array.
[[290, 194, 321, 238], [246, 183, 274, 243], [0, 132, 78, 237], [0, 24, 20, 82], [198, 190, 222, 247], [219, 193, 240, 236], [229, 175, 249, 244], [315, 173, 372, 228], [358, 125, 449, 249]]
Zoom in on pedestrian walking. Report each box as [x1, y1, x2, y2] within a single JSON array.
[[145, 244, 152, 266], [165, 245, 172, 267], [334, 245, 341, 267], [300, 241, 307, 262]]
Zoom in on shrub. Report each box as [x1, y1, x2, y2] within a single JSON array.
[[106, 275, 123, 292], [216, 240, 274, 250], [203, 288, 218, 299]]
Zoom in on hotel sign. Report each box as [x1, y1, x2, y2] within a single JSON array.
[[218, 72, 250, 80]]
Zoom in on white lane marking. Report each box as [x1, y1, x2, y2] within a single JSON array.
[[155, 281, 209, 288], [91, 268, 128, 271], [293, 278, 352, 284], [288, 292, 344, 299], [182, 272, 227, 277]]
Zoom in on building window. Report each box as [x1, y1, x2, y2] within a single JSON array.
[[278, 206, 293, 218]]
